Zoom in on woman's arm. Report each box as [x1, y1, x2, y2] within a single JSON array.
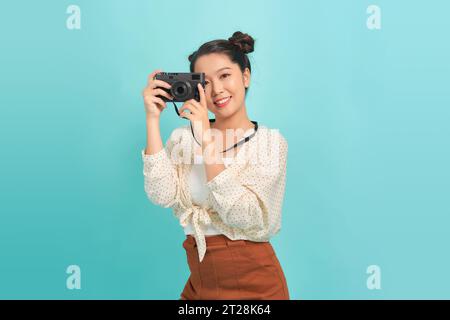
[[145, 116, 163, 155], [141, 69, 181, 208], [142, 125, 183, 208]]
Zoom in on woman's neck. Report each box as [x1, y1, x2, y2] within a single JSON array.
[[211, 105, 254, 132]]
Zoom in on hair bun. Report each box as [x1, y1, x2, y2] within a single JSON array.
[[228, 31, 254, 54]]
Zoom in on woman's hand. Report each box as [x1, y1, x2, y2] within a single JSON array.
[[178, 83, 212, 144], [142, 69, 174, 119]]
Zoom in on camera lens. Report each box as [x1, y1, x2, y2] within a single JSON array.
[[171, 81, 192, 100], [176, 86, 185, 95]]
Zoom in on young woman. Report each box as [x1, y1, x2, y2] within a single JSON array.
[[141, 31, 290, 300]]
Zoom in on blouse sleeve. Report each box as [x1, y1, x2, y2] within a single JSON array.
[[141, 127, 184, 208], [206, 132, 288, 237]]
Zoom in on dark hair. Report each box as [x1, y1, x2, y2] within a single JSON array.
[[188, 31, 255, 94]]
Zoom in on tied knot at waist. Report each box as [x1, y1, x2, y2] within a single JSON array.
[[179, 206, 212, 262], [179, 205, 212, 228]]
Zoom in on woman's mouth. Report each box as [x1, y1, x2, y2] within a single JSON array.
[[214, 96, 231, 108]]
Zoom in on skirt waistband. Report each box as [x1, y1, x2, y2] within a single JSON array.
[[185, 234, 260, 247]]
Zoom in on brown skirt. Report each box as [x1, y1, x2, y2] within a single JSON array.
[[180, 234, 290, 300]]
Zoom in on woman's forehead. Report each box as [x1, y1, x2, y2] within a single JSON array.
[[194, 53, 236, 74]]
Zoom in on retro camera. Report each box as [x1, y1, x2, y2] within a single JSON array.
[[155, 72, 205, 102]]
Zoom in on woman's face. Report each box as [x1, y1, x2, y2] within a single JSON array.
[[194, 53, 250, 118]]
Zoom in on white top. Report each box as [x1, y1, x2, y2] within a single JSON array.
[[141, 124, 288, 262], [183, 154, 234, 236]]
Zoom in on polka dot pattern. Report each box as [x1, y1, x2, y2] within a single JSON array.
[[142, 124, 288, 263]]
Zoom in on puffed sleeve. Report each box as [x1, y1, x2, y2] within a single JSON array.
[[141, 127, 185, 208], [206, 131, 288, 238]]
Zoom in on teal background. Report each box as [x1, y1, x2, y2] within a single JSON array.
[[1, 0, 449, 299]]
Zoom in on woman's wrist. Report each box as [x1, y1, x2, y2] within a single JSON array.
[[145, 115, 163, 155], [146, 114, 160, 124]]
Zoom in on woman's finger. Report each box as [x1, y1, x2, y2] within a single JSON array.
[[151, 88, 174, 100], [197, 83, 207, 107], [150, 96, 166, 108], [179, 102, 199, 115], [147, 69, 163, 85], [185, 99, 202, 111], [150, 79, 172, 90], [179, 111, 192, 121], [178, 106, 195, 117]]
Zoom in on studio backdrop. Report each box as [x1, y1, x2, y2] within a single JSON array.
[[1, 0, 449, 299]]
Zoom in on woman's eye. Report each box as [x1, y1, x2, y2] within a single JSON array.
[[204, 74, 229, 86]]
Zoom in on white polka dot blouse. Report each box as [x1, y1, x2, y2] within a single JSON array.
[[141, 124, 288, 263]]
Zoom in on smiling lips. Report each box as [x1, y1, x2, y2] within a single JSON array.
[[214, 96, 231, 107]]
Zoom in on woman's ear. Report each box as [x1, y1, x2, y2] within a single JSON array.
[[243, 67, 251, 88]]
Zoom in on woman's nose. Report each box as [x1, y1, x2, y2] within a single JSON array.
[[211, 81, 224, 95]]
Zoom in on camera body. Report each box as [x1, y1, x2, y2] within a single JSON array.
[[155, 72, 205, 102]]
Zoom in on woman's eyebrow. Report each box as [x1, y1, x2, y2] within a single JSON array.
[[205, 67, 232, 79], [215, 67, 232, 73]]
